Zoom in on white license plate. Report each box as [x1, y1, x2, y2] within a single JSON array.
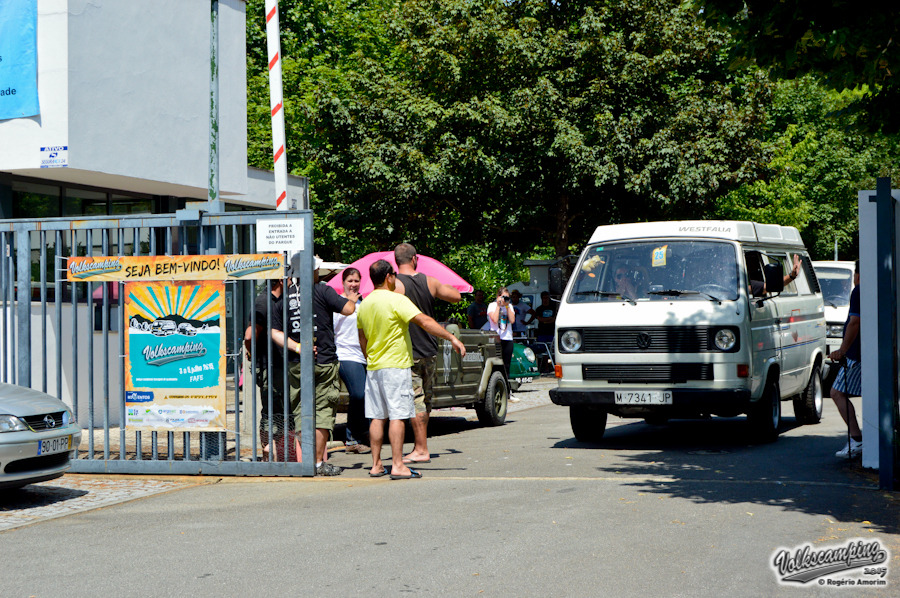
[[37, 435, 72, 456], [614, 390, 673, 405]]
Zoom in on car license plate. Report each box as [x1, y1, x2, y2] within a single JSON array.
[[614, 390, 672, 405], [37, 435, 72, 456]]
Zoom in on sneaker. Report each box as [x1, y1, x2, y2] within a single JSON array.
[[345, 444, 370, 454], [835, 438, 863, 458], [315, 461, 343, 476], [508, 395, 521, 403]]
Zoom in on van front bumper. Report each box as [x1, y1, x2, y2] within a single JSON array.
[[549, 387, 753, 417]]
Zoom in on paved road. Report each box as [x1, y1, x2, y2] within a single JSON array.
[[2, 377, 898, 597]]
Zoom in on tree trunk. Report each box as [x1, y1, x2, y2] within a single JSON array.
[[554, 193, 570, 258]]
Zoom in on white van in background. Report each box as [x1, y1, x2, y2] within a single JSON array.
[[549, 221, 827, 442], [811, 260, 856, 390]]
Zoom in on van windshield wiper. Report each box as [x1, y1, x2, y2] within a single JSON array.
[[646, 289, 721, 305], [574, 290, 636, 305]]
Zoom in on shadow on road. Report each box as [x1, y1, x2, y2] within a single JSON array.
[[551, 416, 900, 535], [0, 484, 89, 510]]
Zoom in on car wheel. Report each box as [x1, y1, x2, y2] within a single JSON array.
[[793, 364, 824, 424], [475, 371, 508, 426], [749, 379, 781, 442], [570, 405, 607, 442]]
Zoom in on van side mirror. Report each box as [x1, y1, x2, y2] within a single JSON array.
[[549, 267, 565, 296], [763, 263, 783, 294]]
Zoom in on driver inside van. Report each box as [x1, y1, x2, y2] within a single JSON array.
[[614, 265, 645, 299], [745, 251, 802, 297]]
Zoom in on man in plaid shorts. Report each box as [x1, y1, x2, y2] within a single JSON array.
[[828, 260, 862, 458]]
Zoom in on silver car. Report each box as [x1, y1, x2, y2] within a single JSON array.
[[0, 383, 82, 490]]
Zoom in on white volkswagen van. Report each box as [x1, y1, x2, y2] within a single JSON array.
[[549, 221, 826, 442]]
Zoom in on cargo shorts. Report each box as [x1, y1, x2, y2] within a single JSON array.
[[314, 361, 340, 431], [411, 355, 436, 414]]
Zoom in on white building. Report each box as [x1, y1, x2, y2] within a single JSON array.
[[0, 0, 306, 216]]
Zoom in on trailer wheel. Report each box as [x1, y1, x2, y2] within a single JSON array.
[[570, 405, 607, 443], [475, 371, 508, 426]]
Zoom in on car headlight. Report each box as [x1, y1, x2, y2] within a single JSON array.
[[714, 329, 737, 351], [560, 330, 582, 352], [523, 347, 536, 362], [0, 414, 29, 433], [827, 324, 844, 338], [62, 407, 76, 426]]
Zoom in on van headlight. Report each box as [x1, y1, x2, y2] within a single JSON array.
[[713, 328, 737, 351], [523, 347, 536, 362], [826, 324, 844, 338], [560, 330, 582, 352]]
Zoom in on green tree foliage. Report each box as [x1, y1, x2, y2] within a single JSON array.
[[698, 1, 900, 133], [279, 0, 769, 264], [715, 77, 900, 259]]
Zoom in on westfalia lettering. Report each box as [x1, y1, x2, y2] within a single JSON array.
[[69, 258, 123, 279], [224, 256, 282, 278], [142, 341, 207, 366], [677, 226, 733, 233]]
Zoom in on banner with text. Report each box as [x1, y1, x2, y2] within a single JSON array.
[[67, 254, 286, 282], [124, 280, 227, 431], [0, 1, 40, 120]]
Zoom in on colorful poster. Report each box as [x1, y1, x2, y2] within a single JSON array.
[[67, 254, 285, 282], [124, 281, 226, 431], [0, 1, 40, 120]]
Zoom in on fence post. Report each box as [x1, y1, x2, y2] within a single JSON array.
[[15, 224, 30, 388]]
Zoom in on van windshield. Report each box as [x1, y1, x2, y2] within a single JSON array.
[[569, 240, 739, 303], [815, 267, 853, 306]]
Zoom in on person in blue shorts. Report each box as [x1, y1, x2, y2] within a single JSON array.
[[828, 260, 862, 458]]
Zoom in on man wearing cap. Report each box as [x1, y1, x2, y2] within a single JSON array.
[[393, 243, 461, 464], [357, 259, 465, 479]]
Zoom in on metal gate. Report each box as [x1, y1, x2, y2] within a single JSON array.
[[0, 210, 317, 476]]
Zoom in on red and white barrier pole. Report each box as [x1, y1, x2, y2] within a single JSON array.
[[265, 0, 290, 210]]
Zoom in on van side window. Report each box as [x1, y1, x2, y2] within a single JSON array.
[[744, 250, 766, 297], [800, 255, 821, 294], [770, 253, 798, 295]]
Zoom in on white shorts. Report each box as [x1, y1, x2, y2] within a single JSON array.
[[364, 368, 415, 421]]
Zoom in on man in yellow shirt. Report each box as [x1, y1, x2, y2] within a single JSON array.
[[357, 259, 465, 479]]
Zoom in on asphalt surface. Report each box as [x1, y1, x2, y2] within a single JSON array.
[[2, 377, 898, 597]]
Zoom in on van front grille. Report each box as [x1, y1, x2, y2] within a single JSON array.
[[580, 327, 713, 353], [582, 363, 714, 383]]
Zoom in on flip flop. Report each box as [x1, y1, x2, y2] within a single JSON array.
[[402, 457, 431, 464], [390, 469, 422, 480], [368, 468, 388, 478]]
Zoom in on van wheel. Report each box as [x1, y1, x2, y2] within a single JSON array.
[[749, 380, 781, 442], [570, 406, 607, 442], [793, 364, 824, 424], [475, 371, 508, 426]]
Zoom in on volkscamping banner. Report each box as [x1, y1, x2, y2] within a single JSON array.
[[0, 0, 40, 121]]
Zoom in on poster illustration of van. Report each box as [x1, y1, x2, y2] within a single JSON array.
[[124, 281, 226, 431]]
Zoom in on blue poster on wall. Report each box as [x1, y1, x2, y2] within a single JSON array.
[[0, 1, 40, 121]]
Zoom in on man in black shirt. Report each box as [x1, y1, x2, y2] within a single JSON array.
[[244, 279, 286, 460], [284, 254, 357, 475], [393, 243, 461, 464], [534, 291, 557, 343]]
